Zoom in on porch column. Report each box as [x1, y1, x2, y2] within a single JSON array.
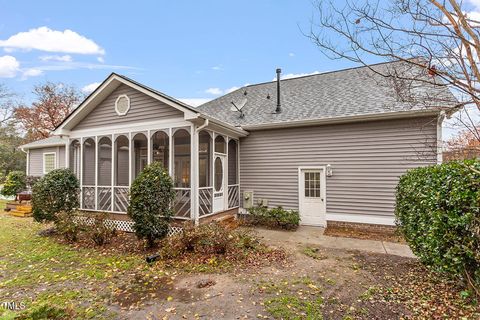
[[111, 134, 114, 212], [65, 141, 69, 169], [168, 128, 173, 177], [147, 129, 152, 165], [192, 124, 199, 225], [94, 136, 98, 210], [80, 137, 84, 209], [128, 132, 132, 186]]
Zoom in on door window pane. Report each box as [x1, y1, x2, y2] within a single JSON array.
[[214, 157, 223, 192], [304, 171, 321, 198]]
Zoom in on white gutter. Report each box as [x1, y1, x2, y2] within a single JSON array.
[[241, 109, 443, 130]]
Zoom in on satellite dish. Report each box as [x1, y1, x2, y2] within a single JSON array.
[[230, 98, 247, 111]]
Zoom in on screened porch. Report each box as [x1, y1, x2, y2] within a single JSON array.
[[68, 127, 240, 220]]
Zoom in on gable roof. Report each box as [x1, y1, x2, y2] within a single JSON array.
[[54, 72, 247, 137], [54, 73, 199, 134], [197, 61, 457, 129]]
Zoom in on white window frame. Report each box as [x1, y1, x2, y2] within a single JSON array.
[[115, 94, 131, 116], [43, 152, 57, 174]]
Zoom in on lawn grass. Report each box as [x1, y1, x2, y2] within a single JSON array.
[[0, 214, 144, 319]]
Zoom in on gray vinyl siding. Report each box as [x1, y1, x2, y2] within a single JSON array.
[[239, 116, 438, 221], [28, 146, 66, 177], [73, 84, 184, 130]]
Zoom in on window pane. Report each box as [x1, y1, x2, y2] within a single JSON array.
[[69, 140, 81, 179], [199, 131, 211, 188], [133, 133, 148, 179], [44, 154, 55, 173], [228, 140, 238, 185], [83, 138, 95, 185], [152, 131, 169, 171], [98, 137, 112, 186], [174, 129, 190, 188], [214, 157, 223, 191], [115, 135, 129, 186], [215, 135, 226, 154]]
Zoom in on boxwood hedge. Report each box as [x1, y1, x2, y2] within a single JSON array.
[[395, 159, 480, 294], [127, 162, 175, 247]]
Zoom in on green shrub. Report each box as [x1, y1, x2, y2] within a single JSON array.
[[248, 206, 300, 230], [0, 170, 26, 198], [85, 212, 117, 246], [127, 162, 175, 248], [159, 222, 264, 260], [55, 211, 84, 243], [32, 169, 79, 223], [395, 159, 480, 295]]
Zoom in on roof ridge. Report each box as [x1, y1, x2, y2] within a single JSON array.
[[197, 60, 401, 108]]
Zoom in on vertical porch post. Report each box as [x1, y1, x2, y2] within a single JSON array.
[[128, 132, 132, 186], [94, 136, 98, 210], [111, 134, 115, 212], [192, 124, 199, 225], [65, 141, 69, 169], [80, 137, 84, 209], [147, 129, 152, 165], [168, 128, 173, 177]]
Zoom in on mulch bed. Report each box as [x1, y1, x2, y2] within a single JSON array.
[[324, 226, 405, 243]]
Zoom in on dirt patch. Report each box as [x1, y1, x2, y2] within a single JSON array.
[[324, 226, 405, 243]]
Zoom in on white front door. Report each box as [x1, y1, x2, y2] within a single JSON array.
[[213, 155, 226, 213], [298, 168, 326, 226]]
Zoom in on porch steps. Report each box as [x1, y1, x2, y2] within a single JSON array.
[[6, 203, 33, 217]]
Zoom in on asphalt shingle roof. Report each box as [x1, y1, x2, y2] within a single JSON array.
[[197, 61, 457, 127], [21, 136, 67, 149]]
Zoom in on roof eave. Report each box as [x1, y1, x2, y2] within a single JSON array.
[[241, 109, 443, 131]]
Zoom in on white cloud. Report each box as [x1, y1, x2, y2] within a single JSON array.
[[22, 68, 43, 78], [97, 56, 104, 63], [0, 26, 105, 55], [82, 82, 101, 93], [0, 55, 20, 78], [225, 86, 240, 94], [212, 65, 223, 71], [273, 71, 320, 81], [205, 87, 223, 95], [288, 52, 295, 57], [39, 54, 72, 62], [178, 98, 212, 107]]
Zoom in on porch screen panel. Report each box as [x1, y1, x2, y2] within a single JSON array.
[[82, 138, 95, 185], [199, 130, 212, 188], [151, 131, 169, 171], [215, 135, 226, 154], [98, 137, 112, 186], [133, 133, 148, 179], [228, 140, 238, 185], [115, 135, 129, 186], [69, 140, 81, 179], [173, 129, 191, 188]]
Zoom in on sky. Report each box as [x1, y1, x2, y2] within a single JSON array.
[[0, 0, 477, 139]]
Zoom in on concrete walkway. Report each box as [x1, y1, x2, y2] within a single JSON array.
[[256, 226, 415, 258]]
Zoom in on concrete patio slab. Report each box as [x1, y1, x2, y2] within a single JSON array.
[[255, 226, 415, 258]]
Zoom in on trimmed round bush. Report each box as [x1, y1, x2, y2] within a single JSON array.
[[395, 159, 480, 293], [127, 162, 175, 247], [32, 169, 79, 223], [1, 170, 26, 198]]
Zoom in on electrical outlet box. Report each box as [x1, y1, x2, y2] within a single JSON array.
[[243, 191, 254, 209]]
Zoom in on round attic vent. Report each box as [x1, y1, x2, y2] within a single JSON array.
[[115, 94, 130, 116]]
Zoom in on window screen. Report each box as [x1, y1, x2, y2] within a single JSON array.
[[44, 153, 56, 174]]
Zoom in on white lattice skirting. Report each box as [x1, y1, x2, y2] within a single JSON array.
[[75, 216, 183, 237]]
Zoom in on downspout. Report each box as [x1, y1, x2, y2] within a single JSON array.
[[193, 118, 209, 226], [20, 147, 29, 176]]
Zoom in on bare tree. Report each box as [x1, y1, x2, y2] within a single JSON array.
[[15, 82, 82, 142], [308, 0, 480, 140], [0, 84, 17, 125]]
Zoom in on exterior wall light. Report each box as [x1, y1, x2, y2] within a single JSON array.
[[326, 164, 333, 177]]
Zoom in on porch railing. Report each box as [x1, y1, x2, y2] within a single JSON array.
[[173, 188, 191, 219], [227, 184, 240, 209], [198, 187, 213, 217]]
